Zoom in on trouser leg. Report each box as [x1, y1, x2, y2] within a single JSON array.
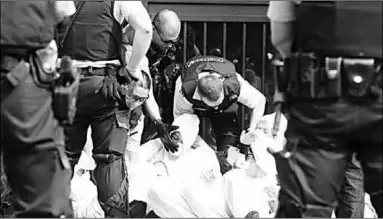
[[274, 132, 351, 217], [1, 64, 72, 217], [91, 110, 131, 217], [335, 154, 365, 218], [358, 146, 382, 217], [210, 104, 241, 153]]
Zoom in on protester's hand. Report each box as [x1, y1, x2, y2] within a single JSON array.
[[240, 129, 257, 145], [95, 74, 121, 100], [226, 146, 241, 166], [155, 120, 180, 153]]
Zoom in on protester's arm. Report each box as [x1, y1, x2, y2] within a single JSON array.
[[173, 77, 195, 119], [236, 73, 266, 131], [115, 1, 153, 80], [267, 1, 297, 58]]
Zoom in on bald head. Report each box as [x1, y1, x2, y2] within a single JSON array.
[[153, 9, 181, 40]]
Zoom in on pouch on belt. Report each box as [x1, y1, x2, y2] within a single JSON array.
[[53, 56, 80, 126], [0, 57, 30, 102], [343, 58, 376, 98]]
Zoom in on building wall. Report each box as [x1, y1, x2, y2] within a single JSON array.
[[146, 0, 269, 22]]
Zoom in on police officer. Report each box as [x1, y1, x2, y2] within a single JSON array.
[[57, 1, 153, 217], [267, 1, 382, 217], [0, 1, 76, 217], [173, 56, 266, 154]]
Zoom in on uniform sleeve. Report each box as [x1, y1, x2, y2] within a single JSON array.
[[173, 77, 195, 119], [113, 1, 148, 24], [236, 73, 266, 109], [267, 1, 297, 22]]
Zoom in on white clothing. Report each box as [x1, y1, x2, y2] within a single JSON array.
[[71, 150, 103, 218], [250, 112, 287, 176], [126, 113, 227, 217], [223, 169, 279, 218], [146, 140, 228, 218], [127, 113, 201, 203]]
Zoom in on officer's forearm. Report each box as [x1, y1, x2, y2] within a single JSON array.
[[270, 21, 294, 58], [144, 93, 162, 121], [248, 96, 266, 130], [127, 30, 152, 76]]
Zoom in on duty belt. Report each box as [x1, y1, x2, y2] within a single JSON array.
[[77, 64, 119, 77], [284, 53, 382, 100]]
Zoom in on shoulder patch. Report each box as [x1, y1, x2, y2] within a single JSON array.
[[186, 57, 224, 68]]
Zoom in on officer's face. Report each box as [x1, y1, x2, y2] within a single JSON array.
[[125, 86, 149, 110], [152, 23, 179, 51]]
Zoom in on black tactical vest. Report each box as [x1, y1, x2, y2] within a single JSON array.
[[293, 1, 382, 58], [181, 56, 240, 111], [58, 1, 123, 61], [1, 2, 56, 53]]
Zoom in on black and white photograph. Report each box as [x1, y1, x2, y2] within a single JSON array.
[[0, 1, 381, 218]]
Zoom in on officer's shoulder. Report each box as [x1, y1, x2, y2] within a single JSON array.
[[185, 55, 228, 68]]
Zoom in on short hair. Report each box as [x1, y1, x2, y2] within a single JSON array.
[[136, 70, 151, 90], [197, 75, 223, 102]]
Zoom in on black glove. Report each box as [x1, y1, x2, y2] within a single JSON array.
[[98, 74, 122, 100], [117, 67, 138, 85], [154, 119, 180, 153]]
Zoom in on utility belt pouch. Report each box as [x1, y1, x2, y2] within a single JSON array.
[[343, 58, 375, 98], [53, 56, 80, 125], [0, 56, 30, 102], [32, 44, 58, 87], [288, 53, 342, 99], [320, 57, 342, 99]]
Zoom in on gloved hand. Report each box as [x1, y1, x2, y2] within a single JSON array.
[[240, 129, 257, 145], [117, 67, 140, 84], [96, 74, 122, 100], [154, 119, 180, 153]]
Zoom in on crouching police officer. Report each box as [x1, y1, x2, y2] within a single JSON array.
[[267, 1, 382, 217], [173, 56, 266, 154], [0, 2, 78, 217]]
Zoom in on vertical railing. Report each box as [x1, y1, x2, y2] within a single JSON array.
[[222, 23, 227, 59], [261, 22, 267, 94], [183, 22, 188, 64], [240, 23, 247, 130]]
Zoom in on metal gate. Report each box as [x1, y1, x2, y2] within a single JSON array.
[[147, 1, 274, 142]]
